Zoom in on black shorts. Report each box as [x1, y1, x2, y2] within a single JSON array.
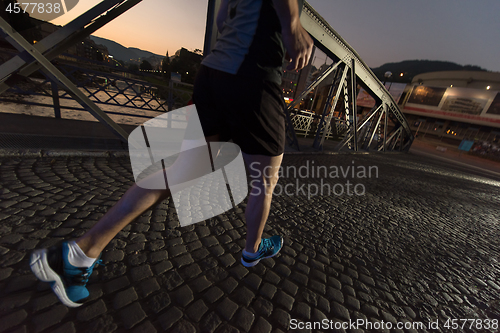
[[191, 65, 286, 156]]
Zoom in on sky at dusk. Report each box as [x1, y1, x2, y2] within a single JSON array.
[[53, 0, 500, 72]]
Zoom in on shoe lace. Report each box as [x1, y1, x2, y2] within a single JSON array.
[[260, 238, 274, 254], [70, 259, 104, 285]]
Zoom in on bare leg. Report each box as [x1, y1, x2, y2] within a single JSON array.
[[76, 135, 220, 258], [243, 153, 283, 253]]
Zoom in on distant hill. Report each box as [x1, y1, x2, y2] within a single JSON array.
[[90, 35, 164, 62], [371, 60, 487, 83]]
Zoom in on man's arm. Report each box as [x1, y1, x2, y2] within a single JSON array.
[[272, 0, 314, 71], [217, 0, 230, 33]]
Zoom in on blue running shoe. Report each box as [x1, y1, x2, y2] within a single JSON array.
[[241, 235, 283, 267], [30, 242, 102, 307]]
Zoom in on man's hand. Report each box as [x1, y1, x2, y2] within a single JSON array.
[[272, 0, 314, 71]]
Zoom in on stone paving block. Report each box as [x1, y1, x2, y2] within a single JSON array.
[[148, 240, 165, 251], [5, 273, 37, 293], [343, 285, 356, 297], [282, 279, 298, 296], [296, 262, 310, 275], [0, 267, 13, 281], [330, 261, 344, 272], [218, 234, 232, 244], [31, 293, 59, 312], [345, 295, 361, 311], [148, 292, 171, 314], [317, 296, 330, 313], [172, 319, 196, 333], [0, 291, 31, 311], [229, 265, 248, 280], [294, 301, 311, 320], [362, 303, 380, 317], [191, 248, 210, 261], [354, 280, 370, 294], [131, 320, 157, 333], [278, 254, 295, 266], [220, 276, 238, 294], [179, 263, 202, 280], [358, 291, 372, 303], [262, 257, 276, 268], [148, 250, 168, 263], [27, 230, 51, 239], [173, 285, 194, 307], [259, 282, 277, 300], [203, 286, 224, 304], [310, 270, 327, 283], [309, 279, 326, 294], [302, 289, 318, 306], [271, 308, 291, 331], [340, 273, 353, 286], [139, 277, 160, 297], [104, 250, 125, 263], [77, 299, 107, 321], [200, 312, 222, 333], [274, 264, 291, 278], [290, 272, 308, 286], [264, 270, 281, 285], [190, 275, 212, 293], [49, 322, 75, 333], [130, 265, 153, 282], [297, 253, 309, 263], [186, 240, 202, 251], [376, 280, 391, 292], [154, 260, 173, 275], [331, 301, 350, 321], [252, 297, 273, 317], [104, 275, 130, 294], [233, 286, 255, 307], [0, 234, 23, 245], [2, 309, 27, 331], [186, 299, 209, 322], [252, 317, 272, 333], [31, 304, 68, 333], [171, 253, 193, 269], [243, 273, 262, 291], [216, 297, 239, 321], [275, 290, 294, 311], [113, 287, 138, 310], [200, 235, 218, 247], [219, 253, 236, 267], [234, 307, 255, 332], [120, 302, 147, 329], [16, 239, 39, 251]]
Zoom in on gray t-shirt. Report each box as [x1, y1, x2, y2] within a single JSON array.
[[203, 0, 304, 85]]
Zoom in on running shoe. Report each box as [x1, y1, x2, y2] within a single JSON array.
[[241, 235, 283, 267], [30, 242, 102, 307]]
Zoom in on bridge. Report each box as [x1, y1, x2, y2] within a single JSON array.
[[0, 0, 413, 153], [1, 1, 499, 333]]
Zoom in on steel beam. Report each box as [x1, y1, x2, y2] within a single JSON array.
[[0, 16, 139, 148]]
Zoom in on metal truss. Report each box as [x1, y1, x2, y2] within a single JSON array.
[[0, 0, 143, 146], [1, 61, 192, 117], [285, 1, 414, 152]]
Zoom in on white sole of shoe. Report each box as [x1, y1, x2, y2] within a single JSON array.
[[30, 249, 82, 308]]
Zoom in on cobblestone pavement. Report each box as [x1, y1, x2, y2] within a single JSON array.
[[0, 152, 499, 333]]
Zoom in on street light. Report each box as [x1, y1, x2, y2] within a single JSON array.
[[383, 71, 392, 85], [383, 71, 392, 91]]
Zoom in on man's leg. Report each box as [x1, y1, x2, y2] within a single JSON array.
[[30, 135, 219, 307], [241, 153, 284, 266], [76, 134, 220, 258]]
